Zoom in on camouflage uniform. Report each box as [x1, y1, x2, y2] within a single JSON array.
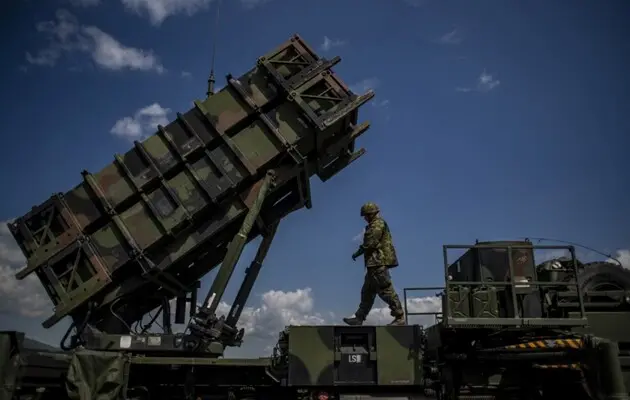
[[344, 202, 405, 326]]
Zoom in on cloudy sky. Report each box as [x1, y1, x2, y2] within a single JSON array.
[[1, 0, 629, 357]]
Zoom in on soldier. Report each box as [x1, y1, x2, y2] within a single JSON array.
[[343, 202, 405, 326]]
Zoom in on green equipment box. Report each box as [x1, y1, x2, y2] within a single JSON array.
[[287, 325, 423, 387]]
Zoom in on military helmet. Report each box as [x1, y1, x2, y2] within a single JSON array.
[[360, 202, 380, 216]]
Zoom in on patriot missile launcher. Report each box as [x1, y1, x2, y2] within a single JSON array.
[[7, 34, 375, 357]]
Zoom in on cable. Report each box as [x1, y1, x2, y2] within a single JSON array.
[[141, 306, 163, 334], [523, 236, 622, 267], [110, 296, 132, 332]]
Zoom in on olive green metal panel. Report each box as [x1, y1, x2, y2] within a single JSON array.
[[152, 201, 246, 269], [65, 183, 102, 230], [569, 311, 630, 344], [93, 163, 135, 208], [166, 170, 209, 214], [375, 326, 423, 386], [269, 103, 311, 151], [235, 67, 279, 107], [231, 120, 283, 170], [90, 223, 131, 271], [287, 326, 335, 386]]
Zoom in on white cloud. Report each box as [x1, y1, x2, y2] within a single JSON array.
[[26, 9, 165, 73], [120, 0, 267, 24], [83, 27, 165, 73], [222, 288, 327, 339], [456, 70, 501, 93], [181, 70, 192, 78], [366, 295, 441, 326], [350, 77, 380, 94], [607, 249, 630, 269], [438, 29, 461, 45], [478, 71, 500, 92], [320, 36, 347, 52], [155, 287, 326, 340], [121, 0, 214, 25], [111, 103, 171, 140], [0, 221, 52, 318], [69, 0, 100, 6]]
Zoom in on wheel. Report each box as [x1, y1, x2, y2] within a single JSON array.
[[573, 262, 630, 400], [578, 262, 630, 291], [574, 262, 630, 307]]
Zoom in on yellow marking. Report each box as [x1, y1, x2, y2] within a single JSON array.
[[567, 339, 580, 348], [504, 338, 583, 350]]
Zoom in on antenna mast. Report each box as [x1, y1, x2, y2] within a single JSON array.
[[206, 0, 221, 98]]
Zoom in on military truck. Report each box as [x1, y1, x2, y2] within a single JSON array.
[[404, 241, 630, 400], [1, 35, 629, 400]]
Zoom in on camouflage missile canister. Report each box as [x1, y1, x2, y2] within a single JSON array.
[[7, 35, 374, 331]]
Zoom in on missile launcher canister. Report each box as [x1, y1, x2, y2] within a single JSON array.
[[7, 34, 375, 333]]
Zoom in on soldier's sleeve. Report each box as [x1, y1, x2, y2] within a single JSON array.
[[361, 219, 385, 251]]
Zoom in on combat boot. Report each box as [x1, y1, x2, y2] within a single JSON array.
[[343, 317, 364, 326], [388, 316, 405, 326]]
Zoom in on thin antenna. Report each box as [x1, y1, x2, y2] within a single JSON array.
[[206, 0, 222, 98], [522, 236, 622, 267]]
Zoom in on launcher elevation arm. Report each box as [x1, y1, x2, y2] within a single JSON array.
[[184, 170, 277, 354]]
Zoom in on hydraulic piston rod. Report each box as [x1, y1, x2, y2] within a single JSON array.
[[184, 170, 277, 352]]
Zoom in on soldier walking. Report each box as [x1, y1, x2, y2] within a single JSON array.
[[343, 202, 406, 326]]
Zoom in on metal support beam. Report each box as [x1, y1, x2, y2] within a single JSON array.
[[185, 170, 276, 352], [226, 221, 279, 327], [200, 170, 276, 316]]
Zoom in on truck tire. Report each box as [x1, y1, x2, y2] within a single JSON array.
[[577, 262, 630, 292], [576, 262, 630, 400]]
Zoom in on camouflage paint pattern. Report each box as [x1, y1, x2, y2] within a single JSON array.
[[374, 325, 424, 386], [353, 216, 399, 268], [7, 34, 375, 330], [355, 266, 404, 320], [287, 325, 423, 386]]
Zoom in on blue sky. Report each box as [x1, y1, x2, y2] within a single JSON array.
[[1, 0, 629, 356]]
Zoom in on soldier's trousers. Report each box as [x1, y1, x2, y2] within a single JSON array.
[[355, 265, 404, 320]]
